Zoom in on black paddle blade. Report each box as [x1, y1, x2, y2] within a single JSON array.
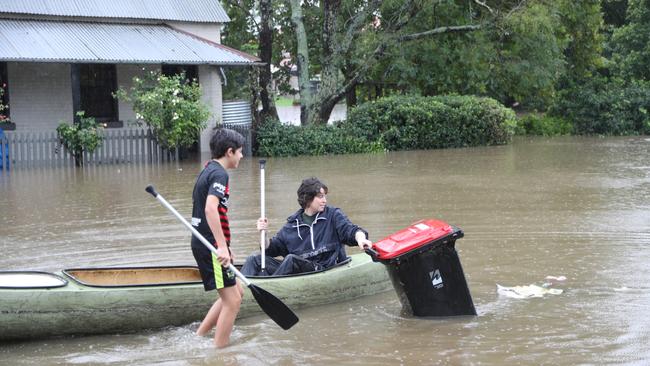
[[249, 284, 299, 330]]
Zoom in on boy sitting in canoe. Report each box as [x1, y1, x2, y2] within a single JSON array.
[[241, 177, 372, 276], [190, 128, 245, 348]]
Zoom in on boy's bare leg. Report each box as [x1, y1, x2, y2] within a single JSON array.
[[196, 298, 222, 336], [213, 285, 243, 348], [196, 282, 244, 337]]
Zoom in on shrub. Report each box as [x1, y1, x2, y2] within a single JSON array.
[[256, 119, 381, 157], [256, 95, 516, 157], [516, 114, 573, 136], [115, 71, 210, 150], [340, 95, 517, 151], [0, 83, 9, 123], [56, 111, 104, 166], [550, 77, 650, 135]]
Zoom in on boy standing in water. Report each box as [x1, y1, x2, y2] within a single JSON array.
[[190, 128, 245, 347]]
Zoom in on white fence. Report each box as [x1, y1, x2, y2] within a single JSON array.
[[0, 101, 253, 170], [0, 128, 175, 170]]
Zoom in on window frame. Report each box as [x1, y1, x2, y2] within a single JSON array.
[[75, 63, 121, 127]]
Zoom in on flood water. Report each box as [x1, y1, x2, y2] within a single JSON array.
[[1, 136, 649, 365]]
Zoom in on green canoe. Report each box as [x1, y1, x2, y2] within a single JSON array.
[[0, 253, 390, 341]]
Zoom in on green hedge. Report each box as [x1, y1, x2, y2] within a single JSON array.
[[256, 119, 381, 157], [256, 95, 517, 156], [340, 95, 517, 151]]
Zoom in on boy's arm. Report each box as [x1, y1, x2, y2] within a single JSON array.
[[206, 195, 230, 266], [257, 217, 288, 257], [333, 208, 371, 250]]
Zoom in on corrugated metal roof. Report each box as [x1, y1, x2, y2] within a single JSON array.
[[0, 0, 230, 23], [0, 19, 259, 65]]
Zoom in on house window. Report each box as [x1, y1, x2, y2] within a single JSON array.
[[162, 64, 198, 84], [0, 62, 9, 123], [79, 64, 118, 124]]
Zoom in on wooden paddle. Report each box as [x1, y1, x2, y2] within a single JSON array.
[[145, 185, 299, 330]]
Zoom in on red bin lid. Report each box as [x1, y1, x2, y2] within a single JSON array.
[[371, 219, 454, 260]]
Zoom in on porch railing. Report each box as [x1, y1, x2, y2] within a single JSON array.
[[0, 128, 176, 170]]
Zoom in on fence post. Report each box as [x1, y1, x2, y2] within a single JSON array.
[[0, 129, 7, 171]]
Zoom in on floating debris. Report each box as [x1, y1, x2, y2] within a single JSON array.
[[497, 284, 563, 299], [545, 275, 567, 281]]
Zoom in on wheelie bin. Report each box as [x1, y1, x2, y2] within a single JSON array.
[[367, 219, 476, 317]]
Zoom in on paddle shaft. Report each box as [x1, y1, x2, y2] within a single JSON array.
[[259, 159, 266, 271], [145, 184, 299, 330], [145, 186, 251, 287]]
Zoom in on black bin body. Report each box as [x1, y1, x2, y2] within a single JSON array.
[[371, 219, 476, 317]]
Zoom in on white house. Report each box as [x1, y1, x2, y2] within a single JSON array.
[[0, 0, 259, 152]]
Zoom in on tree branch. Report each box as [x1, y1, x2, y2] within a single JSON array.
[[504, 0, 529, 19], [339, 0, 382, 55], [473, 0, 494, 14], [332, 21, 483, 103], [397, 24, 482, 42]]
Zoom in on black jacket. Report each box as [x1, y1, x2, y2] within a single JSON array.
[[266, 206, 367, 269]]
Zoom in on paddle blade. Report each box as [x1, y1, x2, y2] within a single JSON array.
[[249, 284, 299, 330]]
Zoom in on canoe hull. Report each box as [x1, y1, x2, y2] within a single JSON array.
[[0, 253, 390, 341]]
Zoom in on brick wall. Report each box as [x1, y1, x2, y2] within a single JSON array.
[[8, 62, 73, 131], [198, 65, 223, 152]]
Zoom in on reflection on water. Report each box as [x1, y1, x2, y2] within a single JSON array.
[[1, 136, 649, 365]]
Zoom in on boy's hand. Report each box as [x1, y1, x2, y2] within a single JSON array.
[[355, 231, 372, 251], [215, 243, 231, 267]]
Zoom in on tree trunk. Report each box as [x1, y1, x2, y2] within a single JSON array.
[[249, 66, 261, 154], [289, 0, 313, 126], [74, 151, 83, 167], [258, 0, 278, 123], [345, 84, 357, 110], [308, 0, 342, 125], [318, 98, 338, 124], [343, 61, 357, 111]]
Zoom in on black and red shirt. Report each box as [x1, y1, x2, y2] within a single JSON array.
[[191, 160, 230, 246]]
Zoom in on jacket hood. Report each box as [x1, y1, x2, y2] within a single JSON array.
[[286, 206, 329, 223]]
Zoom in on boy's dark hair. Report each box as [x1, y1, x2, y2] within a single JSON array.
[[297, 177, 328, 209], [210, 128, 245, 159]]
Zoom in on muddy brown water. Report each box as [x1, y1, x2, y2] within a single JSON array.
[[1, 136, 649, 365]]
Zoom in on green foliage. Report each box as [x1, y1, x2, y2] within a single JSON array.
[[257, 95, 517, 157], [611, 0, 650, 81], [115, 71, 210, 150], [0, 83, 8, 122], [366, 1, 598, 110], [221, 68, 252, 101], [489, 2, 565, 108], [602, 0, 629, 27], [361, 2, 491, 101], [516, 114, 573, 136], [56, 112, 104, 166], [550, 77, 650, 135], [256, 118, 381, 157], [341, 95, 516, 151], [556, 0, 604, 79]]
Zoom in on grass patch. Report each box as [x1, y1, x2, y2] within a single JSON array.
[[275, 96, 297, 107]]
